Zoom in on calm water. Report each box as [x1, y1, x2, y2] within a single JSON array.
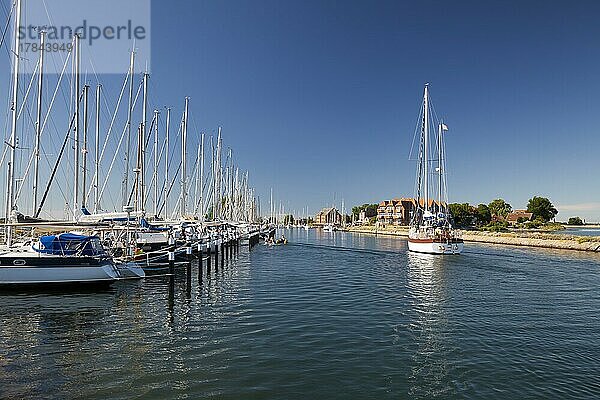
[[2, 229, 600, 399], [558, 227, 600, 237]]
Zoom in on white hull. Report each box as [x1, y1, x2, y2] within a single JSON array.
[[0, 264, 120, 285], [407, 239, 463, 255], [116, 262, 146, 279]]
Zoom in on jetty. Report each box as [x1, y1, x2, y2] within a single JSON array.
[[344, 225, 600, 253]]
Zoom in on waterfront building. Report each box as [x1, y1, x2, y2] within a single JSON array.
[[315, 207, 342, 225], [376, 197, 445, 226], [505, 210, 534, 225]]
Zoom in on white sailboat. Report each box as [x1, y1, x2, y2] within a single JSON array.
[[407, 84, 463, 255], [0, 4, 130, 285]]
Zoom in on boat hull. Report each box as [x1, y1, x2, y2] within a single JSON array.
[[0, 257, 119, 285], [407, 238, 464, 255]]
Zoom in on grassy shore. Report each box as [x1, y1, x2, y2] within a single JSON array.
[[344, 225, 600, 252]]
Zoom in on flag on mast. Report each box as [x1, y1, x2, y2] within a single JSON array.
[[441, 123, 449, 131]]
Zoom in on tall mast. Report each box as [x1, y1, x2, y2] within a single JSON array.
[[81, 84, 89, 209], [140, 71, 149, 212], [181, 97, 189, 217], [153, 109, 159, 217], [164, 107, 170, 219], [216, 127, 222, 220], [123, 50, 135, 208], [423, 83, 429, 214], [199, 133, 204, 220], [32, 31, 45, 215], [5, 0, 22, 244], [72, 33, 81, 221], [134, 123, 142, 212], [94, 84, 101, 213], [438, 122, 442, 211], [194, 141, 200, 210], [270, 187, 273, 224]]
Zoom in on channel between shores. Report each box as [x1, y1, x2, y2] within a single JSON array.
[[342, 226, 600, 252]]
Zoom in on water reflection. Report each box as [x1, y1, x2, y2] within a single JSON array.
[[406, 252, 457, 398]]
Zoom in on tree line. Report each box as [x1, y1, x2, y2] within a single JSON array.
[[448, 196, 559, 228]]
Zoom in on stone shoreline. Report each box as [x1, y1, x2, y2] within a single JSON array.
[[344, 226, 600, 252]]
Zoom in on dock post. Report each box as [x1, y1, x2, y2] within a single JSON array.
[[168, 250, 175, 275], [168, 250, 175, 295], [214, 237, 219, 272], [186, 245, 192, 287], [207, 239, 212, 275], [220, 238, 225, 269], [197, 241, 203, 282]]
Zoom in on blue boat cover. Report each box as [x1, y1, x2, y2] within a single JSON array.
[[36, 233, 103, 256]]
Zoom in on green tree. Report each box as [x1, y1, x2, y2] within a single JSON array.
[[283, 214, 295, 225], [568, 216, 583, 225], [488, 199, 512, 218], [526, 196, 558, 222], [475, 204, 491, 225], [449, 203, 476, 227], [352, 203, 379, 219]]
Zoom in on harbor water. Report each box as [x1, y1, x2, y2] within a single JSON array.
[[1, 229, 600, 399]]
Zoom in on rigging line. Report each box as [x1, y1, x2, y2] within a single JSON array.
[[95, 78, 142, 209], [141, 115, 158, 209], [92, 72, 130, 187], [86, 76, 131, 202], [0, 0, 14, 58], [158, 161, 181, 217], [16, 59, 38, 121], [34, 90, 82, 218], [0, 1, 13, 61]]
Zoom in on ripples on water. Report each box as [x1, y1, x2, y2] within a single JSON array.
[[1, 230, 600, 399]]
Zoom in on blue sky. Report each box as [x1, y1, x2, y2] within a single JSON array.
[[2, 0, 600, 221], [149, 0, 600, 220]]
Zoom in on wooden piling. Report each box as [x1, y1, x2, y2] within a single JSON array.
[[186, 245, 192, 288], [197, 241, 203, 281]]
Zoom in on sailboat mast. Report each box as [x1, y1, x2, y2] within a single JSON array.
[[72, 33, 81, 221], [32, 31, 45, 216], [140, 71, 149, 213], [153, 109, 159, 217], [216, 127, 222, 220], [123, 50, 135, 208], [181, 97, 189, 217], [5, 0, 22, 244], [164, 107, 170, 219], [194, 141, 200, 212], [423, 83, 429, 214], [81, 84, 89, 209], [438, 122, 443, 212], [94, 84, 101, 213], [199, 133, 204, 220]]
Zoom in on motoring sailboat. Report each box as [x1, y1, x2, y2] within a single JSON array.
[[407, 84, 463, 255]]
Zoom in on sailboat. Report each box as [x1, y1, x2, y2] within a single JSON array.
[[0, 3, 130, 285], [407, 84, 463, 255]]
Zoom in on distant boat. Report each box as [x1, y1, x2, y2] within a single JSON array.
[[407, 84, 463, 255], [323, 223, 335, 232]]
